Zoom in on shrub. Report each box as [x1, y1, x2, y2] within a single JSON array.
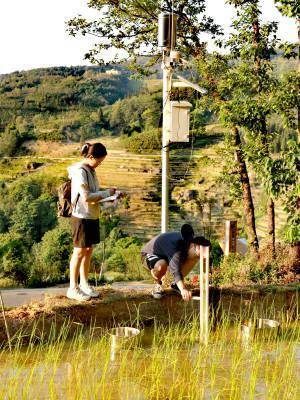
[[121, 128, 161, 153], [211, 242, 299, 286], [29, 220, 72, 286], [105, 234, 143, 276], [9, 194, 57, 245], [92, 228, 147, 280], [210, 240, 223, 267], [0, 125, 18, 157], [99, 212, 121, 240], [0, 209, 8, 233], [0, 232, 30, 285], [106, 253, 126, 273]]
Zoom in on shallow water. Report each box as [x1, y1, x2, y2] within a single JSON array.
[[0, 320, 299, 400]]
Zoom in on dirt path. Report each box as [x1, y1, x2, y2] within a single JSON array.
[[0, 282, 154, 309]]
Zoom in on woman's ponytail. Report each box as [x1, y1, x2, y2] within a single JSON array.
[[81, 143, 91, 156], [80, 142, 107, 158]]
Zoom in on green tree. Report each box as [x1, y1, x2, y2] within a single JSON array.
[[109, 92, 161, 134], [263, 142, 299, 245], [0, 124, 18, 157], [196, 52, 259, 253], [9, 194, 57, 245], [272, 72, 300, 248], [225, 0, 299, 255], [0, 232, 30, 285], [30, 221, 73, 286], [122, 128, 161, 153], [227, 0, 278, 253], [67, 0, 221, 74], [275, 0, 300, 141], [275, 0, 299, 55], [0, 209, 9, 233]]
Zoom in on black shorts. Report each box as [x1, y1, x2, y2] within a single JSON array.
[[144, 254, 167, 270], [71, 216, 100, 248]]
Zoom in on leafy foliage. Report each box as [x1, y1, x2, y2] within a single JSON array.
[[0, 175, 59, 285], [29, 220, 73, 287], [109, 91, 161, 135], [67, 0, 222, 74], [0, 232, 30, 285], [275, 0, 300, 17], [122, 128, 162, 153], [0, 66, 139, 144]]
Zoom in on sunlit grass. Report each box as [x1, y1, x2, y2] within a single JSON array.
[[0, 309, 299, 399]]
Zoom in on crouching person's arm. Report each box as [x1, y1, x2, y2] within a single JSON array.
[[169, 252, 192, 302]]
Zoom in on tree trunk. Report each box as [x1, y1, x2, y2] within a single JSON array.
[[233, 127, 259, 253], [296, 16, 299, 253], [267, 198, 275, 256], [252, 3, 276, 251]]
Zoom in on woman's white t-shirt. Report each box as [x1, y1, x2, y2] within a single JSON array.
[[67, 162, 110, 220]]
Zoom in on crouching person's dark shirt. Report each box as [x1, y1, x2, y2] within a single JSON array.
[[141, 232, 187, 283]]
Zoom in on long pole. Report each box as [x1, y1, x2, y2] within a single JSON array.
[[199, 246, 209, 345], [161, 55, 173, 233], [0, 291, 12, 352]]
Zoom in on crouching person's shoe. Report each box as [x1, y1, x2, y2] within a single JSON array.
[[79, 285, 100, 298], [170, 282, 181, 294], [151, 283, 164, 299], [67, 287, 91, 302]]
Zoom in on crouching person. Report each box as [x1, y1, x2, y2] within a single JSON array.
[[141, 224, 210, 301]]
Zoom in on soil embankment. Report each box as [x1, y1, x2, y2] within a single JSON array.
[[0, 284, 298, 346]]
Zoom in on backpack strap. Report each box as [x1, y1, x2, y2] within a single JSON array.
[[79, 166, 91, 189], [73, 166, 91, 213]]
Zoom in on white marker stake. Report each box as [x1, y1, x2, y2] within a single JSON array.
[[199, 246, 209, 345]]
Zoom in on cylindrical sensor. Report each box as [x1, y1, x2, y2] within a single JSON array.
[[158, 12, 177, 49]]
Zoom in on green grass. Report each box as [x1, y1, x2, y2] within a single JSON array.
[[0, 310, 299, 399], [0, 277, 19, 289]]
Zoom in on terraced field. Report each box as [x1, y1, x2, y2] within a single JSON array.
[[97, 149, 238, 241], [1, 135, 287, 243]]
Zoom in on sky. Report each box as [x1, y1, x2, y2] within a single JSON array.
[[0, 0, 297, 75]]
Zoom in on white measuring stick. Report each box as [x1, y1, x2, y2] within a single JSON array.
[[199, 245, 209, 345], [0, 291, 12, 352]]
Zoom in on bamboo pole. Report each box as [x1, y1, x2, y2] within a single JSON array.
[[0, 291, 12, 352]]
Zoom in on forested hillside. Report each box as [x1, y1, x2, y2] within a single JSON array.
[[0, 66, 140, 154]]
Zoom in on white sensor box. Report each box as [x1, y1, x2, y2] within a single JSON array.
[[169, 101, 192, 142]]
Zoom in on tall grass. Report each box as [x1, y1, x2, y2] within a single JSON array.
[[0, 310, 299, 399]]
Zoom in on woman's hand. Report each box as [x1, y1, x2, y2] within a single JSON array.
[[109, 187, 117, 196], [180, 288, 192, 302]]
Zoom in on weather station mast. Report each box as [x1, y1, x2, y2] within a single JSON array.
[[158, 10, 206, 233]]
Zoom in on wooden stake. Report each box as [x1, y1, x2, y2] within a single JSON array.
[[0, 291, 12, 352], [225, 220, 237, 255]]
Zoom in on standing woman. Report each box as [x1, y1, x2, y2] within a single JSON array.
[[67, 142, 115, 301]]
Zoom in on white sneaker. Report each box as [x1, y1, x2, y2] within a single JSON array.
[[79, 285, 100, 298], [67, 287, 91, 302], [151, 284, 163, 299]]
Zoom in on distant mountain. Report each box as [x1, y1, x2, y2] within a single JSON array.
[[0, 65, 140, 145]]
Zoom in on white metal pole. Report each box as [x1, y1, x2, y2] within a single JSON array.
[[199, 246, 209, 344], [0, 291, 12, 352], [161, 55, 172, 233]]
